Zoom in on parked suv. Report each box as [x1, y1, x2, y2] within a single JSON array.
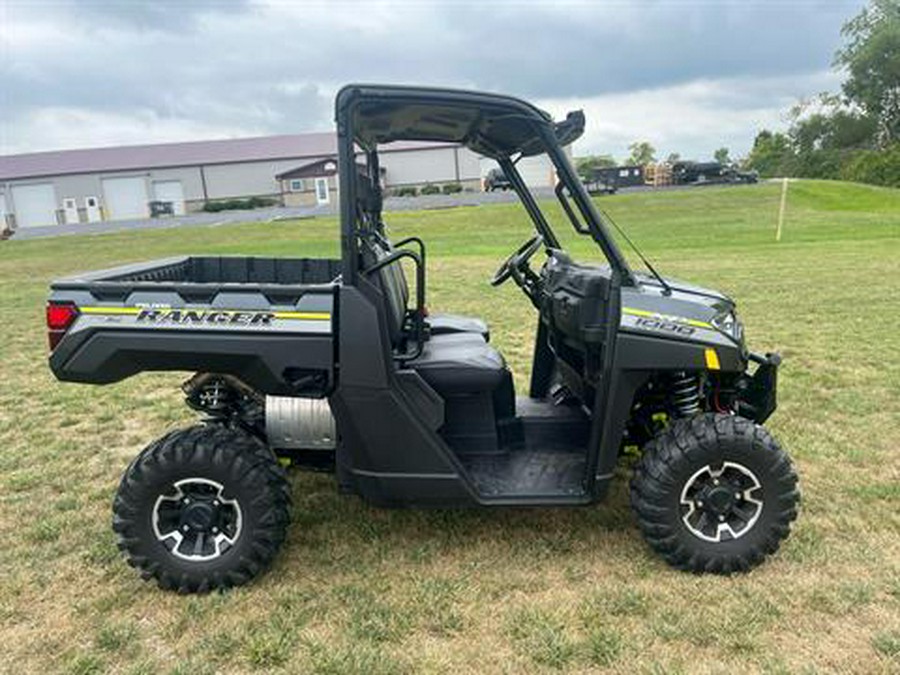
[[483, 168, 513, 191]]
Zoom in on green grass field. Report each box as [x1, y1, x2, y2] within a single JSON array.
[[1, 180, 899, 674]]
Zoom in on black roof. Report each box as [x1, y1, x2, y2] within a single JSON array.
[[336, 84, 584, 159]]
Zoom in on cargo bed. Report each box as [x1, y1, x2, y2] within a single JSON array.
[[52, 255, 342, 288], [48, 256, 341, 396]]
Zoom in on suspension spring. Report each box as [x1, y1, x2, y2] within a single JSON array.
[[197, 379, 231, 413], [183, 373, 246, 417], [670, 372, 701, 417]]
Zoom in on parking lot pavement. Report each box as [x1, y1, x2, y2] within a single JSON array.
[[384, 187, 555, 211], [6, 184, 658, 241], [5, 189, 548, 241], [6, 204, 334, 241], [4, 181, 769, 241]]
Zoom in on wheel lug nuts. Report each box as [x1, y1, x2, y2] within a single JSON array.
[[696, 500, 704, 508], [718, 515, 725, 521], [212, 500, 219, 506], [182, 525, 189, 532], [735, 492, 741, 499], [212, 527, 218, 533]]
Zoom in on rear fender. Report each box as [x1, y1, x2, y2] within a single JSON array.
[[50, 327, 334, 397]]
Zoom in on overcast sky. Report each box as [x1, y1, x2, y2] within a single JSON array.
[[1, 0, 866, 161]]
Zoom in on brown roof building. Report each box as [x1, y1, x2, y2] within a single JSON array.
[[0, 132, 484, 229]]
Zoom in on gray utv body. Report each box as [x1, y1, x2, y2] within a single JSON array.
[[48, 84, 779, 507]]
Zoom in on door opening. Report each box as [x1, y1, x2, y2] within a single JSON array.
[[315, 177, 329, 205], [63, 198, 79, 224], [84, 196, 102, 222]]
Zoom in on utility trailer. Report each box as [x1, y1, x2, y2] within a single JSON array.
[[672, 161, 760, 185], [48, 85, 798, 592]]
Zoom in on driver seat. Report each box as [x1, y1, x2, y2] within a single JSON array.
[[361, 233, 489, 341], [360, 233, 515, 452]]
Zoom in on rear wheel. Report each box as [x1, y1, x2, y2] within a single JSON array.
[[630, 413, 799, 573], [113, 425, 291, 593]]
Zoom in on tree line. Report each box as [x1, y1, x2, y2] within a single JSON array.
[[578, 1, 898, 188], [746, 0, 899, 187]]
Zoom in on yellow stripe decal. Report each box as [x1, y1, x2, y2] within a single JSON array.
[[705, 348, 721, 370], [272, 311, 331, 321], [80, 306, 141, 315], [622, 307, 712, 329], [80, 306, 330, 321]]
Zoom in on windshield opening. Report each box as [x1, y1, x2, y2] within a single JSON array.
[[499, 150, 608, 265]]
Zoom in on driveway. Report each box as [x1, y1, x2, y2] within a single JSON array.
[[5, 185, 601, 241], [6, 204, 331, 241]]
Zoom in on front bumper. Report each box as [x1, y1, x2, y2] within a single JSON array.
[[736, 352, 780, 424]]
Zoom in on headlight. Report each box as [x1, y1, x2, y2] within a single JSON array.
[[713, 310, 743, 341]]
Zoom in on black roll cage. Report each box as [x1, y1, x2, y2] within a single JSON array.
[[335, 84, 636, 288]]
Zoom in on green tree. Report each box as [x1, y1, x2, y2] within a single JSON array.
[[835, 0, 900, 145], [575, 154, 617, 180], [713, 147, 731, 164], [876, 84, 900, 146], [745, 131, 795, 177], [745, 1, 900, 185], [791, 109, 876, 152], [841, 142, 900, 185], [628, 141, 656, 166], [665, 152, 681, 164]]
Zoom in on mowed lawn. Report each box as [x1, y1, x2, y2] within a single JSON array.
[[1, 180, 899, 674]]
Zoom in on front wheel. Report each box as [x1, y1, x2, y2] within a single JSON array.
[[112, 425, 291, 593], [630, 413, 799, 574]]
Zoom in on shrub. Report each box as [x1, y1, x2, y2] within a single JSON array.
[[202, 197, 277, 212], [420, 183, 441, 195], [391, 186, 418, 197], [841, 144, 900, 187], [247, 196, 277, 208], [441, 182, 463, 194]]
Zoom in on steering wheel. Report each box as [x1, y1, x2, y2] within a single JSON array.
[[491, 233, 544, 287]]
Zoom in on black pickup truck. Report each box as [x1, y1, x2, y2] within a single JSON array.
[[48, 84, 797, 593]]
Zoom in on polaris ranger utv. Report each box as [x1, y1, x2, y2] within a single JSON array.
[[47, 85, 798, 592]]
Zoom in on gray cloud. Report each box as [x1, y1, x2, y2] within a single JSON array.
[[10, 0, 252, 31], [1, 0, 866, 156]]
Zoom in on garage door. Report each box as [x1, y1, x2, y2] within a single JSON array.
[[11, 183, 58, 228], [153, 180, 186, 215], [515, 155, 556, 189], [480, 156, 555, 190], [102, 176, 149, 220]]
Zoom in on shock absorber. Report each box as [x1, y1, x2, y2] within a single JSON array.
[[183, 373, 261, 419], [670, 372, 701, 417]]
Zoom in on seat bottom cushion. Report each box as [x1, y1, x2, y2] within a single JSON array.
[[427, 313, 489, 341], [409, 333, 505, 395]]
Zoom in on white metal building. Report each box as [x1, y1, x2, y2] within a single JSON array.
[[0, 132, 563, 230]]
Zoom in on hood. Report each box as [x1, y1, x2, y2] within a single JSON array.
[[622, 272, 737, 334]]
